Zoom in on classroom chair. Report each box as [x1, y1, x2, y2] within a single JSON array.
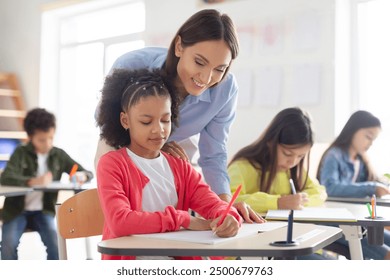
[[55, 188, 104, 260]]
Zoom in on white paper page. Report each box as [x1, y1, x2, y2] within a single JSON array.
[[266, 207, 357, 222], [133, 222, 287, 245]]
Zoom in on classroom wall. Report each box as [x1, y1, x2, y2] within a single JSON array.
[[0, 0, 57, 108], [0, 0, 340, 160], [144, 0, 338, 158]]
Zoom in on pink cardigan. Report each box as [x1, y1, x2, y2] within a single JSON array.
[[97, 148, 241, 260]]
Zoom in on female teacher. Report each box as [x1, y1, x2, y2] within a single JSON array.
[[94, 9, 261, 222]]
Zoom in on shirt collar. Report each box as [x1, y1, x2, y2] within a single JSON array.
[[183, 88, 211, 105]]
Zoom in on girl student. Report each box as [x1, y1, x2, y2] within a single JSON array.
[[227, 107, 329, 259], [317, 110, 390, 260], [317, 110, 390, 198], [94, 9, 261, 222], [228, 107, 327, 214], [96, 68, 243, 260]]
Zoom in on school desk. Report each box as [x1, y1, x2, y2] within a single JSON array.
[[266, 202, 390, 260], [31, 181, 94, 193], [97, 223, 342, 259], [327, 196, 390, 207], [0, 185, 32, 197], [324, 201, 390, 259]]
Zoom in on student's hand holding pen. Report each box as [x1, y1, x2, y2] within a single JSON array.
[[71, 171, 88, 185], [277, 192, 308, 210], [210, 215, 240, 238]]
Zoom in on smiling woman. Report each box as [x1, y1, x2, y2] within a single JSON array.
[[94, 9, 240, 199]]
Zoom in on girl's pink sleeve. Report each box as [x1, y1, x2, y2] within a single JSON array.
[[97, 154, 190, 237], [183, 161, 242, 223]]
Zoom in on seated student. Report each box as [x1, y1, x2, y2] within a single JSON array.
[[228, 107, 329, 259], [96, 68, 243, 260], [0, 108, 93, 260], [317, 110, 390, 259]]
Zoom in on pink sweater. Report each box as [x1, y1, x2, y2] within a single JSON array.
[[97, 148, 241, 260]]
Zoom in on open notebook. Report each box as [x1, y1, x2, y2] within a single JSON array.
[[266, 207, 357, 222], [133, 222, 287, 245]]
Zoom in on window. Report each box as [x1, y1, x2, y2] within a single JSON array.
[[40, 0, 145, 173], [354, 0, 390, 175]]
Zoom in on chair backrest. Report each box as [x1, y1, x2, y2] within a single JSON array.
[[55, 188, 104, 259]]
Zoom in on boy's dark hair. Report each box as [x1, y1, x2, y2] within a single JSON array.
[[97, 68, 179, 148], [24, 108, 56, 136]]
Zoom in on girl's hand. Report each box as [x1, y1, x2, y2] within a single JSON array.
[[277, 193, 308, 210], [187, 216, 212, 231], [161, 141, 189, 161], [234, 201, 266, 223], [210, 215, 240, 238], [376, 185, 390, 197]]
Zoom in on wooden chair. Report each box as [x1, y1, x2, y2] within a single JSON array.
[[55, 188, 104, 260]]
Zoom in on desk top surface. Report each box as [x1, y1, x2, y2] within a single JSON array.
[[0, 185, 32, 197], [32, 182, 94, 192], [0, 182, 94, 196], [324, 201, 390, 227], [98, 223, 342, 258], [327, 196, 390, 206]]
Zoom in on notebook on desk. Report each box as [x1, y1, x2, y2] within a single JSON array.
[[266, 207, 357, 222], [133, 222, 287, 245]]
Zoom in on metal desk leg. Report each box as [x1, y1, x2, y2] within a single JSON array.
[[339, 225, 364, 260], [85, 237, 93, 260]]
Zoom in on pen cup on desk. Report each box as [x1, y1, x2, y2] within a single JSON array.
[[365, 200, 383, 220]]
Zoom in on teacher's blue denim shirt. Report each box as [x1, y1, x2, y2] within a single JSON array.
[[318, 147, 377, 197]]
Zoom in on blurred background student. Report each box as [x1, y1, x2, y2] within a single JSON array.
[[317, 110, 390, 259], [228, 107, 329, 260], [317, 110, 390, 198], [0, 108, 93, 260]]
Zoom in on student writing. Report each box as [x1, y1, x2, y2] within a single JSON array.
[[228, 107, 329, 259], [317, 110, 390, 259], [93, 9, 260, 221], [0, 108, 93, 260], [96, 68, 242, 260]]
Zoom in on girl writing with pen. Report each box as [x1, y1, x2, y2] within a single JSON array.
[[94, 9, 261, 222], [227, 107, 329, 259], [96, 68, 246, 260], [317, 110, 390, 259]]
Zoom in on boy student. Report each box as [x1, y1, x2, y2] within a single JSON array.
[[96, 68, 245, 260], [0, 108, 93, 260]]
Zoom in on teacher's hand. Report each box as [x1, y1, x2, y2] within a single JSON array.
[[234, 201, 266, 223], [161, 141, 189, 161]]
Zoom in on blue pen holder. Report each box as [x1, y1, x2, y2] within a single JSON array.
[[270, 210, 299, 247]]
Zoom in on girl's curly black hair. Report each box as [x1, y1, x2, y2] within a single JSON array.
[[96, 68, 179, 148]]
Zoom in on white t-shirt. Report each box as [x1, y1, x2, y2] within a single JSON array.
[[24, 153, 47, 211], [126, 148, 177, 212]]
